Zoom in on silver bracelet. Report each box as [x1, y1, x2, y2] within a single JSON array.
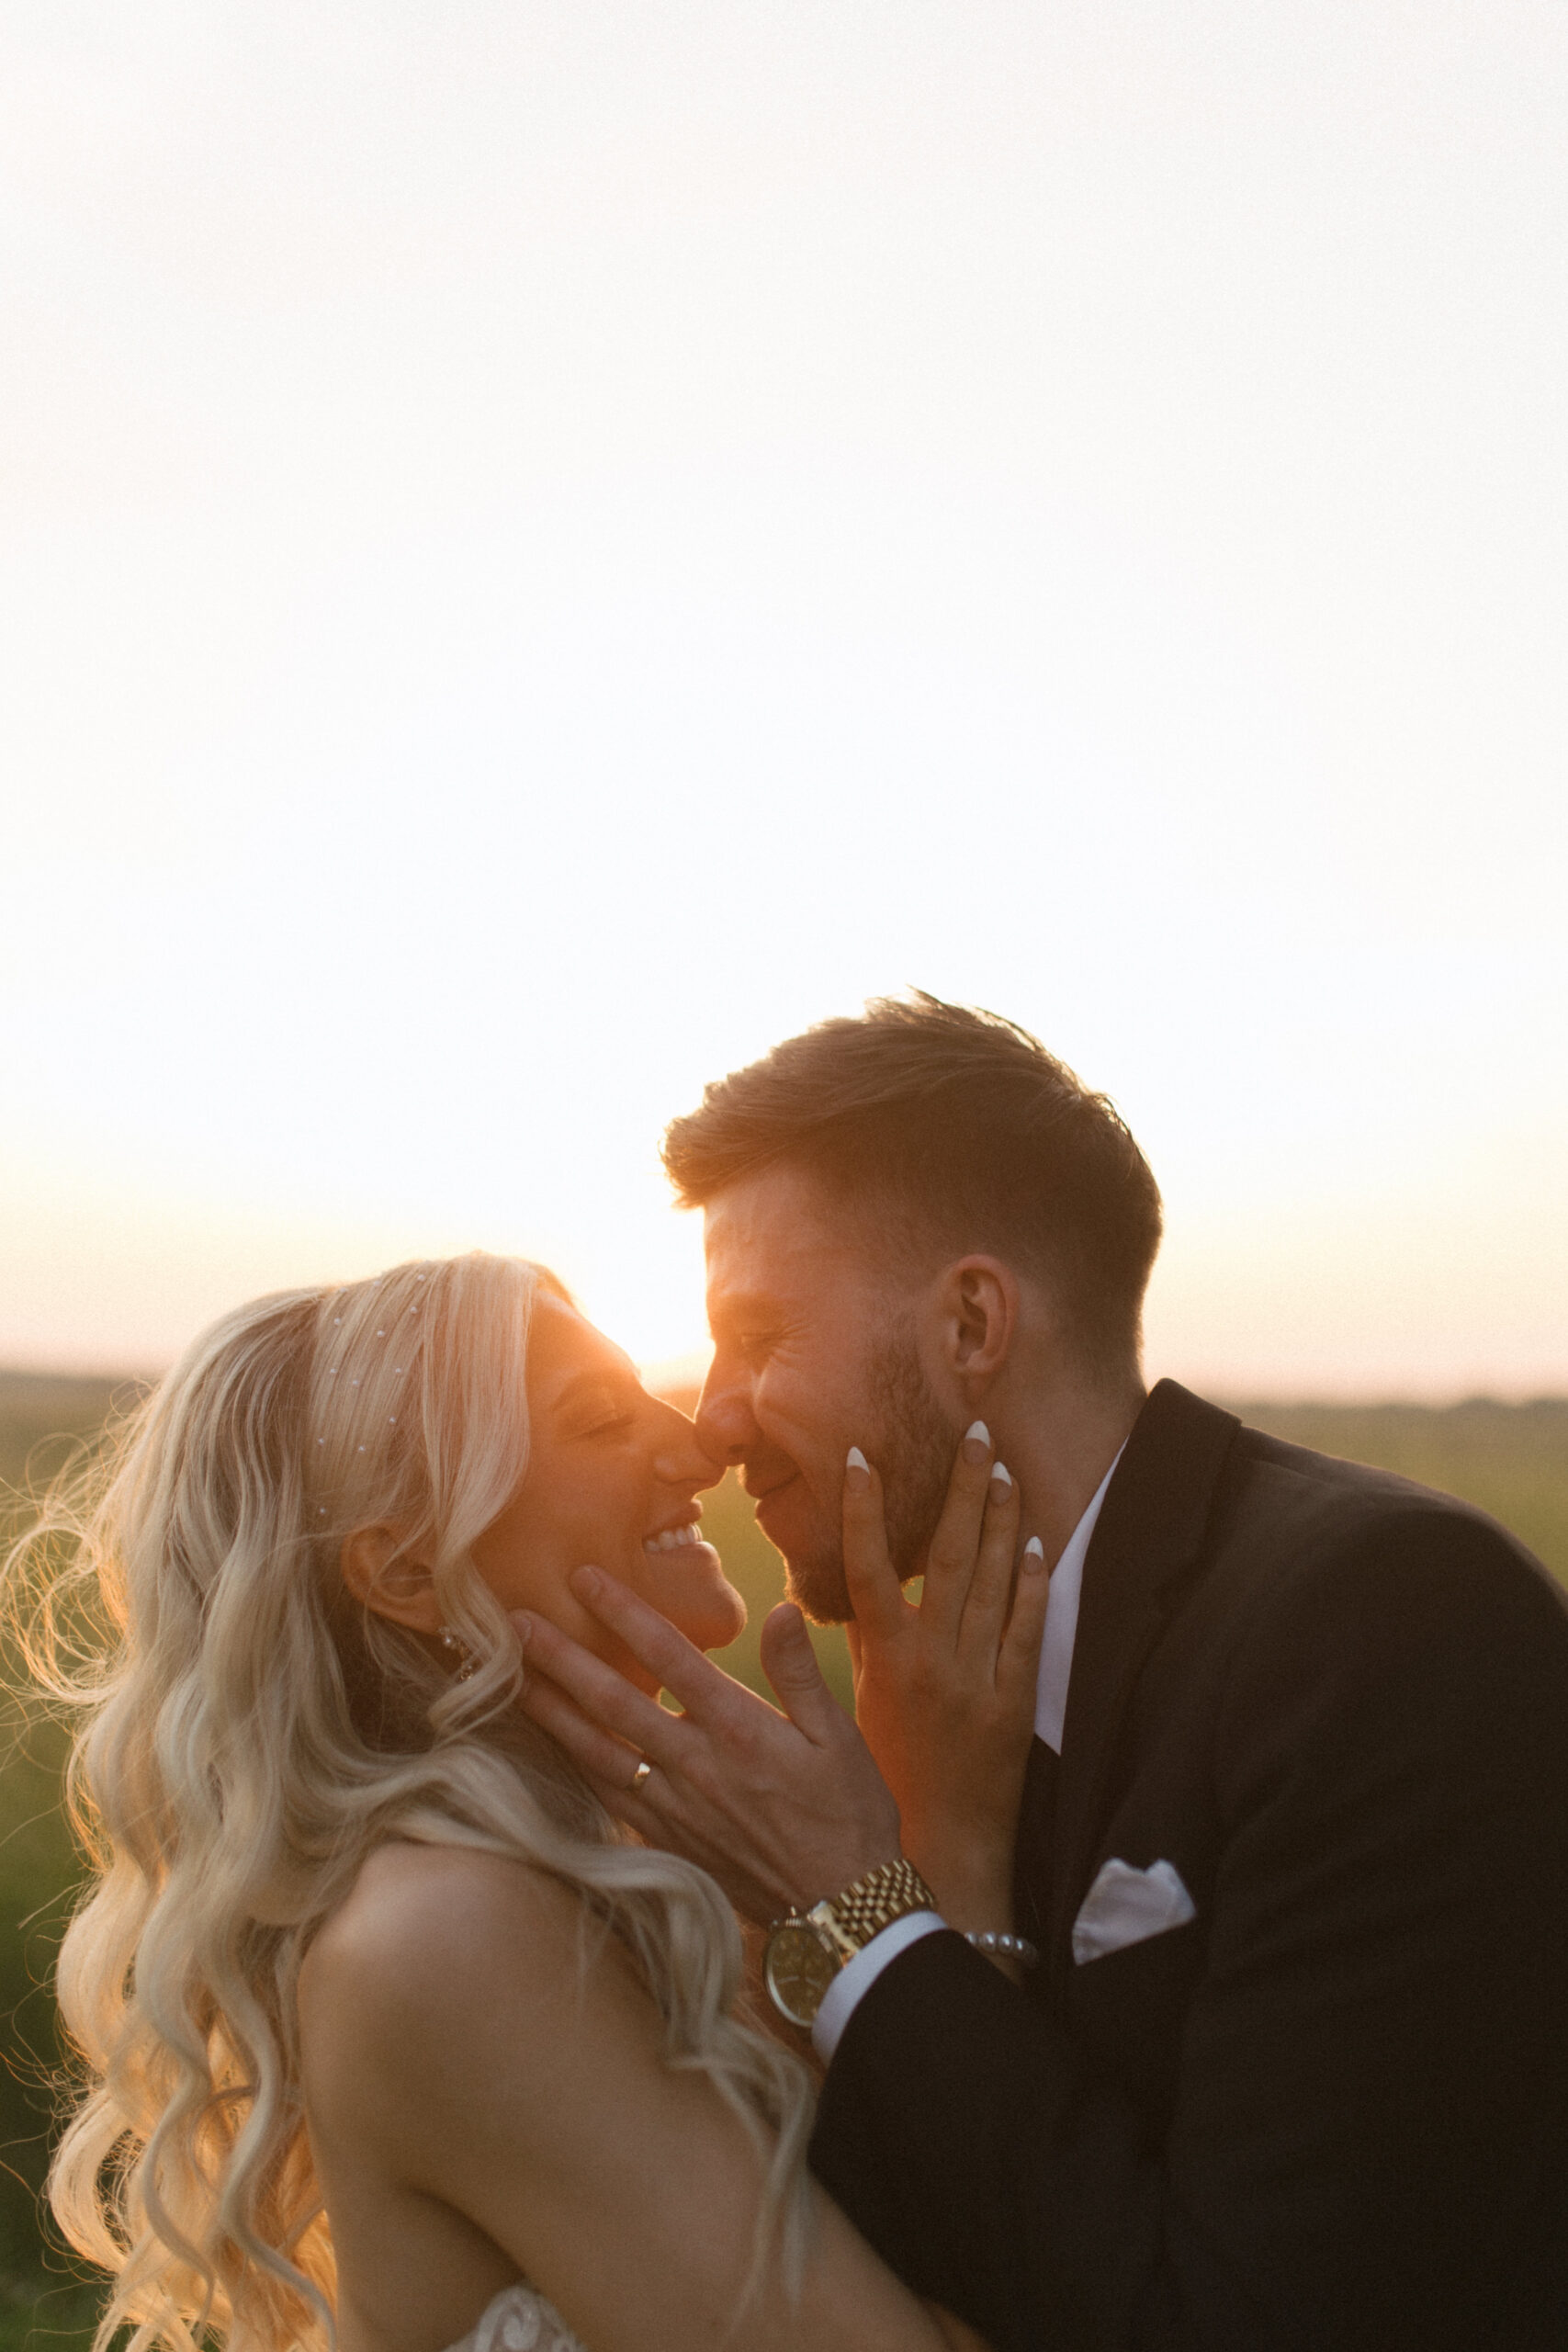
[[964, 1928, 1040, 1969]]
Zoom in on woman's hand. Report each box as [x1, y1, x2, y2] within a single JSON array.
[[512, 1568, 902, 1926], [841, 1425, 1050, 1935]]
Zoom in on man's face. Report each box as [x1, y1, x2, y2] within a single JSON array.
[[696, 1164, 955, 1623]]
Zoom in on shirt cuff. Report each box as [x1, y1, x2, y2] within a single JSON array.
[[810, 1909, 947, 2064]]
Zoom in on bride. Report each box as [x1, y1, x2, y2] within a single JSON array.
[[10, 1252, 1034, 2352]]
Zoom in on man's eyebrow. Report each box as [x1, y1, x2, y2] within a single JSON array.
[[707, 1289, 785, 1328]]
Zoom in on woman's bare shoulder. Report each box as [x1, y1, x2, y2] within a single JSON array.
[[301, 1843, 630, 2101], [300, 1838, 671, 2211], [308, 1841, 576, 1983]]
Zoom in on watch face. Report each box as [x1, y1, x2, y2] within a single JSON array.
[[764, 1920, 839, 2029]]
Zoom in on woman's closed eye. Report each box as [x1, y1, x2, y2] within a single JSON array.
[[558, 1391, 637, 1440], [555, 1374, 647, 1443], [579, 1410, 635, 1441]]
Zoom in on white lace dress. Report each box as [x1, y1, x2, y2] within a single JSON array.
[[443, 2279, 586, 2352]]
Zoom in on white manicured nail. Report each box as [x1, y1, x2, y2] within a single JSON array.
[[964, 1419, 990, 1446], [1023, 1535, 1045, 1565], [846, 1445, 869, 1473], [990, 1462, 1012, 1488]]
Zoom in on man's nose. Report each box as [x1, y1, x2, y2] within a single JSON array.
[[649, 1390, 729, 1489], [695, 1367, 760, 1466]]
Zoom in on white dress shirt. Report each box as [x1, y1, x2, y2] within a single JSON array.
[[812, 1448, 1125, 2063]]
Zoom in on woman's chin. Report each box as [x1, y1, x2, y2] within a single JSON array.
[[632, 1548, 748, 1653], [683, 1586, 748, 1653]]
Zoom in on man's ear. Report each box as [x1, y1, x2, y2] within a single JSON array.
[[339, 1525, 440, 1634], [933, 1256, 1019, 1391]]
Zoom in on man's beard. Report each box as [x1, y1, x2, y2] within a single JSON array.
[[784, 1322, 955, 1624]]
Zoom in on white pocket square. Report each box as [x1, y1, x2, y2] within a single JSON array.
[[1071, 1858, 1197, 1965]]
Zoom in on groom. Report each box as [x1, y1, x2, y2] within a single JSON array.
[[521, 994, 1568, 2351]]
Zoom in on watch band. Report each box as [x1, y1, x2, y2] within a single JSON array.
[[807, 1855, 939, 1963], [762, 1856, 941, 2030]]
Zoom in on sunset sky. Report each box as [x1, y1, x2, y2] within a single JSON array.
[[3, 3, 1564, 1398]]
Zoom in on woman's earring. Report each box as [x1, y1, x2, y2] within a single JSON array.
[[438, 1626, 476, 1682]]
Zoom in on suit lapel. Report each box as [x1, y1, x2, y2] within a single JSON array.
[[1045, 1380, 1240, 1969]]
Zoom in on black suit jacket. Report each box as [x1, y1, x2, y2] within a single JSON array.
[[808, 1382, 1568, 2351]]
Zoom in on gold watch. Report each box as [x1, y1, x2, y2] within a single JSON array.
[[763, 1857, 938, 2029]]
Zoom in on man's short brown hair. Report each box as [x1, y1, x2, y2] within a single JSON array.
[[662, 992, 1163, 1382]]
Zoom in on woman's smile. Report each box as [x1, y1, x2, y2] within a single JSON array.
[[640, 1515, 707, 1555]]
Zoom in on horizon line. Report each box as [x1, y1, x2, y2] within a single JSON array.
[[3, 1362, 1564, 1416]]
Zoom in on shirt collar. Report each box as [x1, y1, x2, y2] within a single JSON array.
[[1033, 1442, 1125, 1754]]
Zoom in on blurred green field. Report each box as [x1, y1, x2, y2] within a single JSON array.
[[1, 1372, 1564, 2345], [0, 1376, 134, 2352]]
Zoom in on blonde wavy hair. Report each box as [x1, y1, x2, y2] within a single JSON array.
[[6, 1252, 813, 2352]]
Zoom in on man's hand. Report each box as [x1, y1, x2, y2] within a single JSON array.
[[513, 1567, 901, 1926], [843, 1424, 1050, 1928]]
